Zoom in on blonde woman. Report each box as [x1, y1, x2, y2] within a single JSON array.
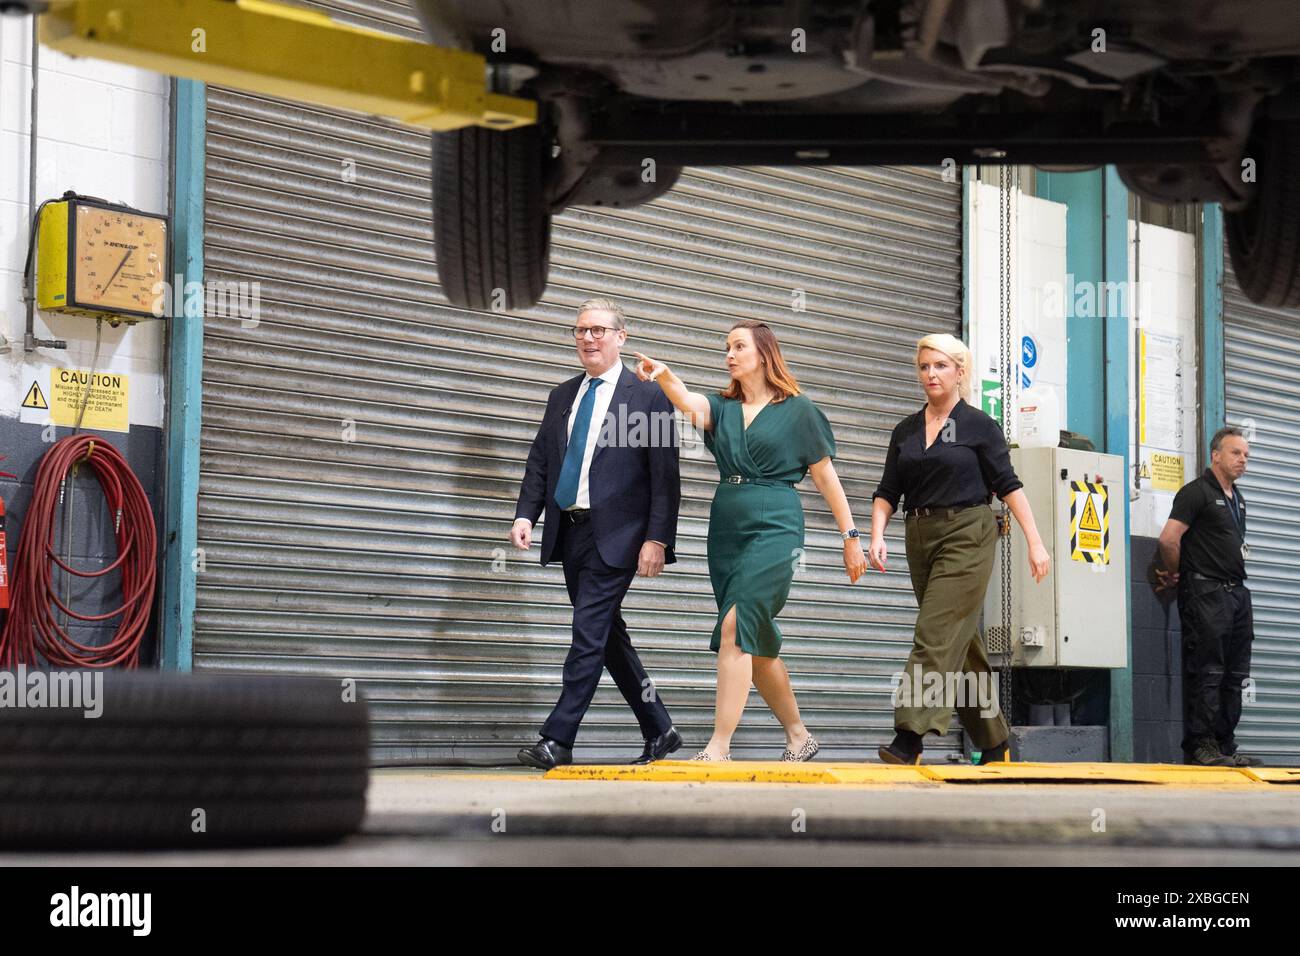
[[869, 333, 1050, 765], [634, 320, 867, 761]]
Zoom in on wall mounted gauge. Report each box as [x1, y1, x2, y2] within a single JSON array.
[[36, 195, 170, 324]]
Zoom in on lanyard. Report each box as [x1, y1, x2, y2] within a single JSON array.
[[1224, 488, 1244, 537]]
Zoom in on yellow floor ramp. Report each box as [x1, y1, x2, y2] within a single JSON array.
[[546, 760, 1300, 787]]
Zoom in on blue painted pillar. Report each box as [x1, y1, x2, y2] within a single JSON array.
[[160, 79, 205, 672], [1200, 204, 1225, 462], [1101, 166, 1133, 763], [1029, 166, 1134, 762]]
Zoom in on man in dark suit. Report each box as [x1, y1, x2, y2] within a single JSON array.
[[511, 297, 683, 769]]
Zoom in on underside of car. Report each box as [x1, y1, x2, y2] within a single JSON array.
[[414, 0, 1300, 311]]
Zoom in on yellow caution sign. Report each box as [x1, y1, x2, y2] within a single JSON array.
[[21, 381, 48, 410], [1070, 480, 1109, 564], [49, 368, 129, 433], [1150, 452, 1185, 492]]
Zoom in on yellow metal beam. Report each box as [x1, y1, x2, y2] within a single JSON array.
[[39, 0, 535, 130]]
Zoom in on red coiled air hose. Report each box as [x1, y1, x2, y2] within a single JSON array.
[[0, 434, 156, 668]]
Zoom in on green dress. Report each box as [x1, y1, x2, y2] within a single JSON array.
[[703, 391, 837, 657]]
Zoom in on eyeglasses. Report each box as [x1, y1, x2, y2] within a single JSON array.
[[572, 325, 620, 340]]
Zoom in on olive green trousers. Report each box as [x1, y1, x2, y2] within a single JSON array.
[[894, 505, 1010, 750]]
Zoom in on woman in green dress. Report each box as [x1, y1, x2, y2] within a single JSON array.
[[633, 320, 867, 761]]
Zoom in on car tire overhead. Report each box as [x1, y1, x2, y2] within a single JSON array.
[[1227, 120, 1300, 309], [432, 123, 551, 311]]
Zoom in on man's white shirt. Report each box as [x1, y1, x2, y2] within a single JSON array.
[[564, 361, 624, 510]]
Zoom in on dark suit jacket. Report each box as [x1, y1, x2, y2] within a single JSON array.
[[515, 363, 681, 569]]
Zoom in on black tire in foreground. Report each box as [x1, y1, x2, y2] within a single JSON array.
[[1226, 119, 1300, 308], [432, 123, 551, 311], [0, 671, 369, 848]]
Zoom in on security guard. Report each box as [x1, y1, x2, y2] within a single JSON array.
[[1156, 427, 1260, 767]]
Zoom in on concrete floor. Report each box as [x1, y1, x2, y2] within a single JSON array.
[[3, 766, 1299, 866]]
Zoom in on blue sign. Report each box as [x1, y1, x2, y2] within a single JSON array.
[[1021, 335, 1038, 389], [1022, 335, 1038, 369]]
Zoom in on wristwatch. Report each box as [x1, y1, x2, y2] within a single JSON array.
[[841, 528, 860, 541]]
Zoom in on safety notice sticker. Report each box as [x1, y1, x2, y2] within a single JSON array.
[[1150, 451, 1185, 492], [1070, 480, 1109, 564], [21, 381, 47, 410], [20, 368, 129, 433]]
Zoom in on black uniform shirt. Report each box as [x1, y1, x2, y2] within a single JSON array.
[[872, 398, 1024, 512], [1168, 468, 1248, 582]]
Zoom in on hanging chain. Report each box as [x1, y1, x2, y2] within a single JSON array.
[[997, 164, 1015, 723]]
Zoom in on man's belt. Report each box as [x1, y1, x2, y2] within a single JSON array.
[[1188, 571, 1244, 588], [905, 502, 988, 519], [721, 475, 796, 487], [561, 508, 592, 525]]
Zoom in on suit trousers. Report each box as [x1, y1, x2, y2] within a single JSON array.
[[539, 514, 673, 748], [894, 505, 1010, 750]]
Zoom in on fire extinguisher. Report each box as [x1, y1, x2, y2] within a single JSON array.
[[0, 454, 15, 613], [0, 496, 8, 612]]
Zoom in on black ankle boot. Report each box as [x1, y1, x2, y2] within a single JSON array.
[[976, 739, 1009, 765], [878, 729, 924, 765]]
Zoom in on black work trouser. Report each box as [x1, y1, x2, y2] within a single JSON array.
[[1177, 576, 1253, 757]]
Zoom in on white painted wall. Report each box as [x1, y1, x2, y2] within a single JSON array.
[[1127, 221, 1199, 538], [0, 16, 170, 429], [969, 181, 1069, 439]]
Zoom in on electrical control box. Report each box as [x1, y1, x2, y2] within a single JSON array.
[[984, 446, 1128, 669]]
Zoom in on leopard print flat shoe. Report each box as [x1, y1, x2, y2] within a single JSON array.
[[690, 751, 731, 761], [780, 734, 820, 762]]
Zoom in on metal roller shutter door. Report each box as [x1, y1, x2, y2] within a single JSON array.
[[1222, 260, 1300, 766], [196, 2, 964, 764]]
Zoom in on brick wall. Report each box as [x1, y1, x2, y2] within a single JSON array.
[[1130, 535, 1185, 762], [0, 18, 170, 665]]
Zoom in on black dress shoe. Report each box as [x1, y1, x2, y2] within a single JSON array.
[[517, 737, 573, 770], [631, 727, 683, 764]]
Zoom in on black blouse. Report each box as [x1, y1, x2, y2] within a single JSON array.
[[871, 399, 1023, 512]]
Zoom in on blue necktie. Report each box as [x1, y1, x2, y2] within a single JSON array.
[[554, 378, 602, 510]]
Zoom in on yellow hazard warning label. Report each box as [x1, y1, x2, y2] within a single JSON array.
[[49, 368, 129, 433], [1070, 480, 1109, 564], [1150, 452, 1185, 492], [21, 381, 47, 410], [1078, 495, 1101, 533]]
